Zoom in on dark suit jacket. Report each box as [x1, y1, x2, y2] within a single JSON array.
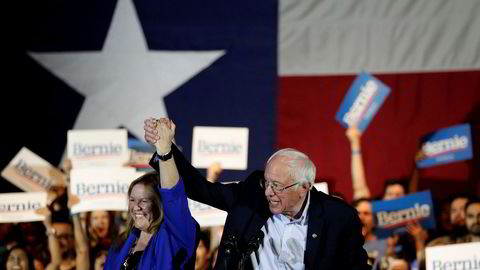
[[150, 144, 369, 270]]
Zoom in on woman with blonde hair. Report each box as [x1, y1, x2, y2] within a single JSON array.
[[105, 119, 197, 270]]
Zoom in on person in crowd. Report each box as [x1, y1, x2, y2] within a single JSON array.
[[208, 246, 219, 270], [145, 117, 369, 270], [352, 198, 376, 242], [41, 198, 90, 270], [206, 162, 222, 184], [90, 246, 109, 270], [105, 119, 197, 270], [86, 211, 116, 249], [15, 222, 50, 269], [346, 126, 419, 270], [422, 195, 471, 247], [382, 179, 408, 201], [345, 126, 414, 201], [1, 245, 35, 270], [195, 230, 211, 270], [464, 198, 480, 242], [414, 195, 473, 268], [33, 158, 90, 270]]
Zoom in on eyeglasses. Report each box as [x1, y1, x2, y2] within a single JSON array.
[[260, 178, 299, 193]]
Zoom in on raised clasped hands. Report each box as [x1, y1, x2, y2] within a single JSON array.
[[153, 118, 175, 154]]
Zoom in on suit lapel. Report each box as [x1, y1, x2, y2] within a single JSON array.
[[242, 189, 271, 245], [304, 188, 325, 269]]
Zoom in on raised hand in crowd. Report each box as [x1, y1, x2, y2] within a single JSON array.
[[36, 159, 90, 270], [206, 162, 222, 183], [406, 221, 429, 260], [346, 125, 371, 200]]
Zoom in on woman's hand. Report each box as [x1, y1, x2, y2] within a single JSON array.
[[154, 118, 176, 154]]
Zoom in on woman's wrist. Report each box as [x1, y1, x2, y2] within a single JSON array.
[[156, 143, 172, 155]]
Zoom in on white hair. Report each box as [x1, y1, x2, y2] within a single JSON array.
[[266, 148, 316, 185]]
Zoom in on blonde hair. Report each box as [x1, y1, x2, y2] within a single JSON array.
[[113, 172, 164, 250]]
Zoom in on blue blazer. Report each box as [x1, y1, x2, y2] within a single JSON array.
[[104, 179, 197, 270]]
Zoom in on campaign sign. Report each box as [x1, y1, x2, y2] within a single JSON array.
[[67, 129, 129, 168], [1, 147, 67, 192], [417, 124, 473, 168], [372, 191, 436, 238], [188, 199, 227, 227], [426, 242, 480, 270], [127, 138, 156, 170], [0, 192, 47, 223], [192, 126, 249, 170], [335, 73, 391, 132], [70, 167, 139, 214]]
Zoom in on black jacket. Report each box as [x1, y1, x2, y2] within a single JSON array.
[[150, 144, 369, 270]]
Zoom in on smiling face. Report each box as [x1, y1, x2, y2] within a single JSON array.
[[264, 156, 309, 219], [129, 184, 155, 231], [90, 211, 110, 239], [6, 248, 29, 270]]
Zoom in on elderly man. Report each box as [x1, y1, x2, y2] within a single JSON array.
[[144, 118, 369, 270]]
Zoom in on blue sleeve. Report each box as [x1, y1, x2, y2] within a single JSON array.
[[157, 178, 196, 265]]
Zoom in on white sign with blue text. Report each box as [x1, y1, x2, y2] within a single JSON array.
[[0, 192, 47, 223], [335, 73, 390, 132], [67, 129, 129, 168], [372, 191, 436, 239], [1, 147, 67, 192], [70, 167, 139, 214], [426, 242, 480, 270], [417, 124, 473, 168], [192, 126, 249, 170]]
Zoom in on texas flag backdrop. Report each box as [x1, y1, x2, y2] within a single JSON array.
[[3, 0, 480, 199]]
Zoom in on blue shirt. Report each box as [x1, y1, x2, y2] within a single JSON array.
[[250, 191, 311, 270], [105, 178, 196, 270]]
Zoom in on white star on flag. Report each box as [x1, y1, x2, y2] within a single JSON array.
[[29, 0, 225, 138]]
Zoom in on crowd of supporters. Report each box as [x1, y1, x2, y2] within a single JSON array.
[[0, 129, 478, 270]]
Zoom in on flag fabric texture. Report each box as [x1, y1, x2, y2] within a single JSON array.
[[3, 0, 480, 199]]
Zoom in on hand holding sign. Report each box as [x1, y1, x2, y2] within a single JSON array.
[[336, 73, 391, 132], [346, 125, 362, 152], [372, 191, 436, 238], [207, 162, 223, 183], [35, 206, 53, 234], [346, 125, 362, 144], [416, 124, 473, 168]]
